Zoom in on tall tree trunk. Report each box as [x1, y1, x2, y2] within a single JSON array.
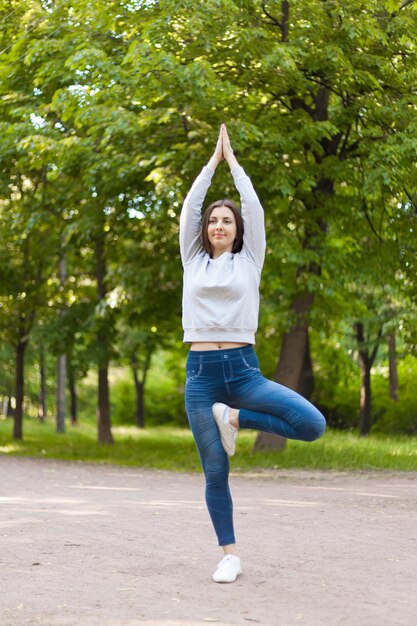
[[56, 252, 66, 433], [254, 294, 315, 451], [132, 370, 144, 428], [56, 355, 66, 433], [131, 349, 153, 428], [68, 361, 78, 425], [387, 333, 399, 402], [97, 362, 112, 443], [275, 294, 315, 389], [13, 338, 28, 440], [96, 232, 113, 444], [355, 322, 382, 436], [297, 333, 315, 399], [358, 351, 372, 436], [38, 347, 47, 422]]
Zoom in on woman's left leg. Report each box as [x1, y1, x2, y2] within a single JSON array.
[[237, 377, 326, 441], [229, 351, 326, 442]]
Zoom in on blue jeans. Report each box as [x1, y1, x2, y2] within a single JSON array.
[[185, 345, 326, 546]]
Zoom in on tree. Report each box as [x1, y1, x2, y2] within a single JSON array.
[[120, 0, 417, 446], [2, 0, 416, 444]]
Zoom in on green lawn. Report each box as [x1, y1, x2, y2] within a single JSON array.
[[1, 418, 416, 472]]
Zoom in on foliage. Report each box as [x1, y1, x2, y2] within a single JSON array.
[[110, 351, 187, 426], [373, 356, 417, 435], [110, 376, 137, 425], [1, 0, 417, 441]]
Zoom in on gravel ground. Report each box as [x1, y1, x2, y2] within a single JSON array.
[[1, 456, 416, 626]]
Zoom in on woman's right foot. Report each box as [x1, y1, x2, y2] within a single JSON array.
[[212, 554, 242, 583], [212, 403, 238, 456]]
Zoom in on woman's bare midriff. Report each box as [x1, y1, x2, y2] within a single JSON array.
[[190, 342, 249, 351]]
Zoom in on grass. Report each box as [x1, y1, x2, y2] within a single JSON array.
[[1, 417, 417, 472]]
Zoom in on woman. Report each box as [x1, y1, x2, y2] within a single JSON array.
[[179, 124, 326, 584]]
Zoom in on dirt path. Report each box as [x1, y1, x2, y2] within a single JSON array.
[[1, 457, 416, 626]]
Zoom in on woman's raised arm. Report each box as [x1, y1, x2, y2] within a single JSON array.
[[223, 125, 266, 267], [179, 126, 223, 266]]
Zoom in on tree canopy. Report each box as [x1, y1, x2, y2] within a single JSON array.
[[1, 0, 416, 441]]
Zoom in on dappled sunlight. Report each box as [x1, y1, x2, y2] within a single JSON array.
[[291, 485, 401, 499], [113, 426, 141, 437], [70, 485, 142, 491], [0, 496, 86, 505], [390, 448, 417, 457], [129, 622, 234, 626], [1, 509, 107, 521], [132, 622, 234, 626], [113, 425, 193, 440], [0, 495, 108, 518], [0, 444, 23, 454], [262, 498, 321, 508], [0, 517, 44, 529], [125, 499, 203, 510]]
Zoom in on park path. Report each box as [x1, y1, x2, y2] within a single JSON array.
[[1, 456, 416, 626]]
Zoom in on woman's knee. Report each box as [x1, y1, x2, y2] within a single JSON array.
[[203, 448, 229, 485], [301, 412, 326, 442]]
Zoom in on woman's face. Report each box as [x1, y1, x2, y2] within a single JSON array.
[[207, 206, 237, 258]]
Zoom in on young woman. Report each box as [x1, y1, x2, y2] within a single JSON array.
[[179, 124, 326, 584]]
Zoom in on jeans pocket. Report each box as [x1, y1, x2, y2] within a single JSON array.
[[186, 362, 203, 383], [241, 354, 260, 372]]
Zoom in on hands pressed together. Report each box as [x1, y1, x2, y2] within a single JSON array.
[[208, 123, 239, 172]]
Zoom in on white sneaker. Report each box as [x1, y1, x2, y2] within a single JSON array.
[[212, 403, 238, 456], [212, 554, 242, 583]]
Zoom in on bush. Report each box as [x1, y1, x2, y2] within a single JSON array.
[[373, 356, 417, 435], [109, 352, 188, 427], [111, 377, 137, 425], [312, 340, 360, 430], [314, 347, 417, 435], [145, 351, 187, 426]]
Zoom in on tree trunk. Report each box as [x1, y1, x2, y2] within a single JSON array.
[[56, 354, 66, 433], [68, 361, 78, 425], [13, 339, 28, 440], [358, 352, 372, 436], [97, 364, 112, 443], [96, 231, 113, 444], [297, 333, 315, 399], [38, 347, 47, 422], [131, 352, 145, 429], [355, 322, 382, 436], [253, 294, 314, 451], [275, 294, 315, 388], [133, 370, 144, 428], [387, 333, 399, 402], [56, 252, 67, 433], [131, 349, 153, 428], [7, 396, 14, 417]]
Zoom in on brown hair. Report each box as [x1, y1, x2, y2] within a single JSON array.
[[201, 199, 244, 257]]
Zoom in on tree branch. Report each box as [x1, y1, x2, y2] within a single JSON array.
[[261, 1, 281, 27], [361, 199, 384, 243], [403, 187, 417, 215], [370, 326, 383, 365], [338, 124, 352, 160], [261, 1, 289, 42]]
